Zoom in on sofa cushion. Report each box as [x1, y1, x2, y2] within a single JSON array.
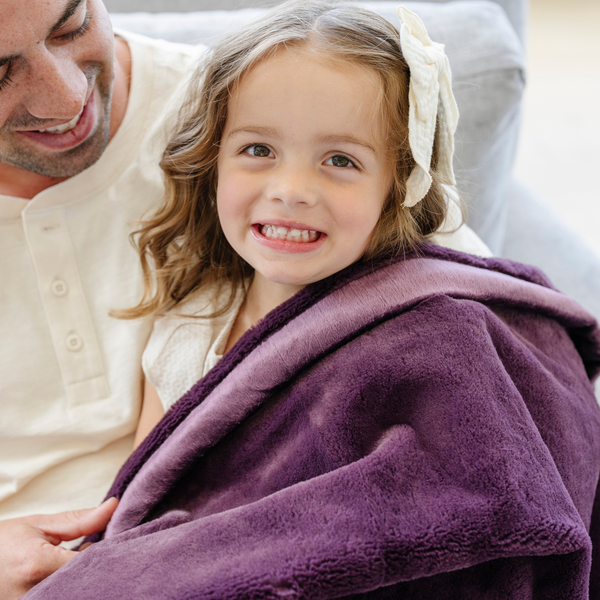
[[106, 0, 526, 42], [111, 0, 524, 253]]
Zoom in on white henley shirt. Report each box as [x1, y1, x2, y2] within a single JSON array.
[[0, 30, 201, 519]]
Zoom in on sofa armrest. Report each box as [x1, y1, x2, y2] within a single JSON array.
[[502, 177, 600, 398], [502, 177, 600, 320]]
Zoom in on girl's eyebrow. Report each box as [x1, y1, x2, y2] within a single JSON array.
[[227, 125, 279, 139], [317, 134, 377, 155]]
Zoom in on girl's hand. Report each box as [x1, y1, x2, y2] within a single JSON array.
[[0, 497, 118, 600]]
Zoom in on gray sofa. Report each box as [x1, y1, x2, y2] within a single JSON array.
[[108, 0, 600, 330]]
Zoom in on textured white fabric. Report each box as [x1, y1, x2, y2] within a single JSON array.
[[0, 32, 201, 519], [398, 6, 459, 208], [430, 189, 493, 258], [143, 285, 244, 411]]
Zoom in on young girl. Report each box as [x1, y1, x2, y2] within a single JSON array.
[[129, 0, 486, 440], [27, 1, 600, 598]]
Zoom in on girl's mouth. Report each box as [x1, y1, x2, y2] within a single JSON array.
[[252, 223, 326, 253], [259, 223, 321, 243]]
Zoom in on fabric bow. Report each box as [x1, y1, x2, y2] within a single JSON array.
[[398, 6, 460, 207]]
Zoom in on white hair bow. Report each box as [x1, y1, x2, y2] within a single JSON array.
[[397, 6, 460, 207]]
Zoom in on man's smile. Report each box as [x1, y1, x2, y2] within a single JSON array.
[[35, 110, 84, 134], [15, 89, 98, 151]]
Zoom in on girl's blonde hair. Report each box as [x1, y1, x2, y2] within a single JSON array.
[[119, 0, 462, 320]]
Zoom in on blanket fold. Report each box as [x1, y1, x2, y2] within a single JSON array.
[[25, 245, 600, 600]]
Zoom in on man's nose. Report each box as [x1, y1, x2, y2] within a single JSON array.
[[268, 163, 319, 208], [23, 51, 88, 120]]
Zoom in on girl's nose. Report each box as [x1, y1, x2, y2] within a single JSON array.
[[267, 164, 319, 208]]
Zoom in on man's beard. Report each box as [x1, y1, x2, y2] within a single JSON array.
[[0, 68, 113, 179]]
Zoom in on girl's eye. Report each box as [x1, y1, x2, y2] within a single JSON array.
[[244, 144, 272, 158], [326, 155, 355, 168], [0, 62, 14, 93]]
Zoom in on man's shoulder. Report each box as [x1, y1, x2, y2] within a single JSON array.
[[112, 30, 207, 143], [115, 28, 205, 80]]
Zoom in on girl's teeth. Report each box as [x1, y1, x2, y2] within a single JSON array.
[[261, 224, 319, 242], [37, 112, 82, 134]]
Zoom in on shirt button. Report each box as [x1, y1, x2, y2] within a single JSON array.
[[51, 279, 69, 297], [66, 333, 84, 352]]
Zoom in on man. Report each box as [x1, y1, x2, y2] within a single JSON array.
[[0, 0, 200, 596]]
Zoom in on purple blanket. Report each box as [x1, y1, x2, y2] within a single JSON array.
[[25, 245, 600, 599]]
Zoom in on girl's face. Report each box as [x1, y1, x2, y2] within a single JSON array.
[[217, 47, 392, 295]]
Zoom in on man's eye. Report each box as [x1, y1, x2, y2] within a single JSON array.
[[244, 144, 272, 158], [0, 63, 14, 92], [57, 12, 92, 42], [326, 155, 355, 168]]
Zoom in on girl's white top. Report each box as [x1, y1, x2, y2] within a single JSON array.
[[143, 283, 244, 411]]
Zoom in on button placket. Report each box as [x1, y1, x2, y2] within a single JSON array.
[[22, 208, 109, 405], [51, 279, 69, 297], [66, 332, 84, 352]]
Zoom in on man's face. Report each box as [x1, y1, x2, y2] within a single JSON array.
[[0, 0, 115, 178]]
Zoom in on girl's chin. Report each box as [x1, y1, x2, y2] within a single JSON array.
[[251, 266, 321, 290], [256, 274, 313, 289], [248, 255, 359, 289]]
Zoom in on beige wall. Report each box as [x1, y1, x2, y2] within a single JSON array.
[[514, 0, 600, 258]]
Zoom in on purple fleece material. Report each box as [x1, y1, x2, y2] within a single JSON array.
[[24, 245, 600, 599]]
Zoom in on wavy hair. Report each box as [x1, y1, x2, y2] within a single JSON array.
[[117, 0, 463, 320]]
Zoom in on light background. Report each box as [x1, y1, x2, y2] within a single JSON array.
[[514, 0, 600, 258]]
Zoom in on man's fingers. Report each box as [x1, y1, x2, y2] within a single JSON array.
[[2, 542, 79, 596], [35, 545, 79, 577], [0, 508, 111, 599], [35, 497, 119, 542]]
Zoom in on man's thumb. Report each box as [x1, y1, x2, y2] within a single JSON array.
[[35, 497, 119, 543]]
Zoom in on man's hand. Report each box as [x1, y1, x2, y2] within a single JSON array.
[[0, 497, 118, 600]]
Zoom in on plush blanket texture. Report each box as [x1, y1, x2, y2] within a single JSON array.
[[25, 245, 600, 599]]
